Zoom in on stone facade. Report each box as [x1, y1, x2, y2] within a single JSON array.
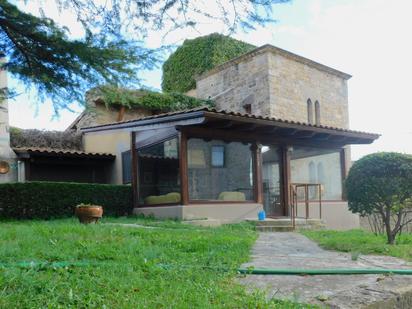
[[195, 45, 350, 129], [0, 60, 17, 183], [68, 91, 153, 131]]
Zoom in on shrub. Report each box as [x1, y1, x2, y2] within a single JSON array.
[[346, 152, 412, 244], [0, 182, 132, 219], [162, 33, 256, 93]]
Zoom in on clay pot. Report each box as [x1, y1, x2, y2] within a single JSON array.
[[75, 205, 103, 224]]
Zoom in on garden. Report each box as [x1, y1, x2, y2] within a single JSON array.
[[0, 218, 311, 308]]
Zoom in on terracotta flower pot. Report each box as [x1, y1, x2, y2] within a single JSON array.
[[75, 205, 103, 224]]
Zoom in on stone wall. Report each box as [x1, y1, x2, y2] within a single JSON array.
[[71, 90, 153, 130], [196, 52, 271, 116], [195, 48, 349, 129], [267, 52, 349, 128]]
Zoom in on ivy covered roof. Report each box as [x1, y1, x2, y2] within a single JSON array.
[[89, 86, 213, 112], [161, 33, 256, 93]]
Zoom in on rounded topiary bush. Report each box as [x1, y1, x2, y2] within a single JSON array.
[[346, 152, 412, 243], [162, 33, 256, 93]]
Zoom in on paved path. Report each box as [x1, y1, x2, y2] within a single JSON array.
[[239, 233, 412, 308]]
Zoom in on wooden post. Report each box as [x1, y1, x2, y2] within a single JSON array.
[[281, 146, 291, 217], [305, 185, 309, 219], [251, 143, 263, 204], [130, 131, 139, 211], [179, 131, 189, 205], [340, 147, 348, 201]]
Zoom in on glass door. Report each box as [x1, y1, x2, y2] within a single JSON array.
[[262, 145, 284, 217]]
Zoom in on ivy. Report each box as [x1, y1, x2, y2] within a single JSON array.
[[162, 33, 256, 93], [94, 85, 213, 112]]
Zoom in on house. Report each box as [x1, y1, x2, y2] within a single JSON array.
[[80, 44, 379, 229]]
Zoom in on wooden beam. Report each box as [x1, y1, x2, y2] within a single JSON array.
[[340, 147, 348, 201], [179, 131, 189, 205], [131, 131, 139, 211], [294, 131, 317, 139], [181, 126, 348, 149], [281, 146, 291, 216], [206, 120, 234, 129], [251, 143, 263, 204], [231, 123, 257, 132]]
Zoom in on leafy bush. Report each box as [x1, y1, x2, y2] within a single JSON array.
[[0, 182, 132, 219], [162, 33, 256, 93], [346, 152, 412, 244], [10, 127, 82, 150], [91, 85, 214, 111]]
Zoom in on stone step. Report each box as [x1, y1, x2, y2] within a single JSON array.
[[256, 226, 295, 232]]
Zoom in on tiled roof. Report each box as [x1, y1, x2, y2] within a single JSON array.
[[81, 106, 379, 139], [12, 147, 115, 159]]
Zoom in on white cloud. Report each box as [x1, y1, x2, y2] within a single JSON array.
[[8, 0, 412, 160]]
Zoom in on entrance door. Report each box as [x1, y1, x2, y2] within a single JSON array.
[[262, 145, 284, 217]]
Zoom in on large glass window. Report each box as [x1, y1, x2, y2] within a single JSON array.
[[138, 137, 181, 205], [188, 138, 254, 201], [291, 147, 342, 200]]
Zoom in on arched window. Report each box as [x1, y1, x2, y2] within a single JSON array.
[[307, 99, 313, 124], [315, 101, 321, 125]]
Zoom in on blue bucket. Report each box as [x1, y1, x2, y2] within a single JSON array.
[[258, 210, 266, 221]]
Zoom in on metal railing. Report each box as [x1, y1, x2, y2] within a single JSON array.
[[289, 183, 322, 229]]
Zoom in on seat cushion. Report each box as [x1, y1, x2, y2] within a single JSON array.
[[144, 192, 181, 205], [218, 191, 246, 201]]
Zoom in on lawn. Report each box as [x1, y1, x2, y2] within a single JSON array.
[[302, 229, 412, 261], [0, 218, 309, 308]]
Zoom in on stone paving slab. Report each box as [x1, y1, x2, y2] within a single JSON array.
[[239, 233, 412, 308]]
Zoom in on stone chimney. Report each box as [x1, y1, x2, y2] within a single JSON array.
[[0, 55, 17, 183]]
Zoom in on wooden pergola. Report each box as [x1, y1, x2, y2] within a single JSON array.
[[108, 108, 380, 212]]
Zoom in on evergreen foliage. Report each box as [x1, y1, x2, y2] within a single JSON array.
[[162, 33, 256, 93], [346, 152, 412, 244]]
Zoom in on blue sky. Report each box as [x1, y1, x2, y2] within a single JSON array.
[[7, 0, 412, 160]]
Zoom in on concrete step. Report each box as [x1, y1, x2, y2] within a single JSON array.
[[256, 226, 294, 232]]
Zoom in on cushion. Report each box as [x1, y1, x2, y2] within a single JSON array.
[[144, 192, 181, 205], [218, 191, 246, 201]]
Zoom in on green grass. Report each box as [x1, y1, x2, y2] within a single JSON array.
[[0, 218, 309, 308], [302, 229, 412, 261]]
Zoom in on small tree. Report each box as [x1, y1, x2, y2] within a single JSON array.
[[346, 152, 412, 244]]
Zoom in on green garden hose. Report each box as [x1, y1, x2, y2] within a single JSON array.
[[237, 268, 412, 275]]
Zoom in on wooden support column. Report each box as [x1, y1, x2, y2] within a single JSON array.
[[251, 143, 263, 204], [281, 146, 291, 216], [179, 131, 189, 205], [340, 147, 348, 200], [130, 131, 139, 211]]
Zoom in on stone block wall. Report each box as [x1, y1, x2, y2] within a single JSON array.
[[267, 52, 349, 128], [195, 48, 350, 129], [196, 52, 271, 116]]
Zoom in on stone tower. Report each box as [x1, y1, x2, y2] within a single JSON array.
[[0, 56, 17, 183]]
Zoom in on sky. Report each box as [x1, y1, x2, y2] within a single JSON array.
[[6, 0, 412, 160]]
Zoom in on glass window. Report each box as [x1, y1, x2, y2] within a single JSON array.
[[188, 138, 254, 201], [291, 146, 342, 200], [138, 137, 181, 205], [122, 150, 132, 184], [211, 145, 225, 167]]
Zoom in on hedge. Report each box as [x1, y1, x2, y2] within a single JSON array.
[[0, 182, 132, 219], [162, 33, 256, 93]]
